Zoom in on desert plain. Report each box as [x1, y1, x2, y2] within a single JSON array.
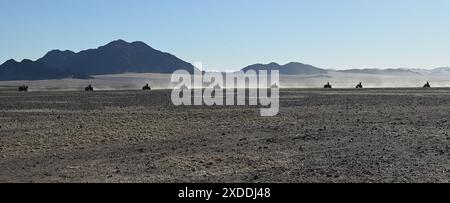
[[0, 88, 449, 183]]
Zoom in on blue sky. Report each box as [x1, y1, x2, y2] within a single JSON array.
[[1, 0, 450, 71]]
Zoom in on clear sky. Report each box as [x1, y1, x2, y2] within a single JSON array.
[[1, 0, 450, 71]]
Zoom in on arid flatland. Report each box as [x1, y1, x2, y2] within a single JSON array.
[[0, 88, 449, 183]]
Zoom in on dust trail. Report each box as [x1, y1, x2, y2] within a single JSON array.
[[0, 72, 448, 91], [0, 73, 174, 91], [280, 72, 450, 88]]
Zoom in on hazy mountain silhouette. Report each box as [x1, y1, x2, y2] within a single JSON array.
[[37, 39, 197, 75], [426, 67, 450, 75], [337, 68, 420, 75], [241, 62, 327, 75], [239, 63, 450, 76]]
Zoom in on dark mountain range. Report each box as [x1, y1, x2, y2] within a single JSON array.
[[1, 39, 449, 81], [241, 62, 327, 75], [0, 59, 71, 81], [37, 39, 197, 75], [0, 40, 197, 80]]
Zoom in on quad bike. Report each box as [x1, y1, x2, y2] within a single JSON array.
[[18, 86, 28, 92], [85, 85, 94, 91], [142, 83, 151, 90], [356, 82, 363, 89]]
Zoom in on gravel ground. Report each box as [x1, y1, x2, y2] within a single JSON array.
[[0, 88, 449, 183]]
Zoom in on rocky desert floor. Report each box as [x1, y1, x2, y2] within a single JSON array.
[[0, 88, 449, 183]]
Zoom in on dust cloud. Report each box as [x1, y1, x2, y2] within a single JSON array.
[[0, 72, 448, 91]]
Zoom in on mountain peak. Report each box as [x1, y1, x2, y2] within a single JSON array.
[[242, 62, 326, 75], [46, 49, 76, 54], [286, 62, 306, 66], [131, 41, 152, 48], [1, 59, 19, 66], [267, 62, 281, 66], [36, 39, 196, 75], [20, 59, 34, 64], [103, 39, 153, 50], [105, 39, 130, 46]]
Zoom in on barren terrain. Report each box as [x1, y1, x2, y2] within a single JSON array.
[[0, 88, 449, 183]]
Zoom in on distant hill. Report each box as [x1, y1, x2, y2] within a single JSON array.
[[424, 67, 450, 75], [337, 68, 419, 75], [0, 40, 197, 81], [1, 39, 449, 81], [0, 59, 72, 81], [239, 63, 450, 76], [241, 62, 327, 75], [38, 39, 197, 75]]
